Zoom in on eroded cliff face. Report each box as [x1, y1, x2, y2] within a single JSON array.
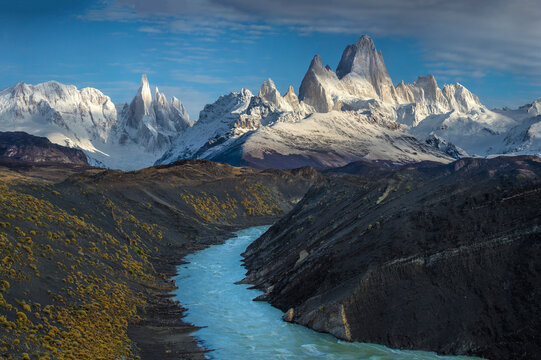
[[242, 156, 541, 360]]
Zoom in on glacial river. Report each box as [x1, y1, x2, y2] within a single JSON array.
[[174, 225, 480, 360]]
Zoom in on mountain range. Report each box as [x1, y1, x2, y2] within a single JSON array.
[[1, 35, 540, 170], [0, 75, 190, 169]]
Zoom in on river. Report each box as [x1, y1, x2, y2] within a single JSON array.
[[174, 225, 480, 360]]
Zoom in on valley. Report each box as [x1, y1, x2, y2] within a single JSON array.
[[1, 29, 540, 360]]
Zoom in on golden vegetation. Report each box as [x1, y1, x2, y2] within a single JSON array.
[[180, 182, 282, 222], [0, 183, 158, 359]]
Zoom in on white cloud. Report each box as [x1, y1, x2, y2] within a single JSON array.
[[138, 26, 162, 33]]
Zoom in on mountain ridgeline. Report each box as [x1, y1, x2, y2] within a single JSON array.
[[0, 75, 191, 170], [1, 35, 541, 171]]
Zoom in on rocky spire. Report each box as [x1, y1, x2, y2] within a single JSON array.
[[125, 74, 153, 129], [139, 74, 152, 113], [335, 35, 397, 102], [284, 85, 297, 100], [259, 78, 281, 105], [298, 54, 338, 112]]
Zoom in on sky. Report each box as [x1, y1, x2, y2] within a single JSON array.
[[0, 0, 540, 118]]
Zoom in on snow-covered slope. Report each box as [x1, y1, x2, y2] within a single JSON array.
[[493, 99, 541, 156], [0, 75, 191, 169], [157, 79, 452, 168], [391, 74, 522, 156]]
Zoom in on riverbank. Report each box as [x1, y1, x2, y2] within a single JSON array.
[[242, 156, 541, 360], [129, 220, 277, 360], [174, 226, 480, 360]]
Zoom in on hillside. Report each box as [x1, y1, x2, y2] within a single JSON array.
[[242, 156, 541, 360], [0, 131, 88, 166], [0, 159, 318, 360]]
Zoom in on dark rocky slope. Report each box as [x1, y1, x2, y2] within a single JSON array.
[[0, 159, 319, 360], [0, 131, 88, 165], [242, 156, 541, 360]]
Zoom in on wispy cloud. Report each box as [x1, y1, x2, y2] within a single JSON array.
[[429, 68, 486, 82], [138, 26, 162, 33]]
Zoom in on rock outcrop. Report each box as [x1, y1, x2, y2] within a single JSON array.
[[0, 131, 88, 165]]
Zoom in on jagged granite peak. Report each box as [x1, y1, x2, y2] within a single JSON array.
[[299, 37, 400, 112], [259, 79, 305, 112], [282, 85, 305, 112], [125, 74, 153, 129], [285, 85, 296, 97], [415, 75, 440, 102], [170, 96, 190, 123], [395, 75, 483, 113], [336, 35, 398, 102], [441, 83, 483, 113], [259, 78, 281, 106], [336, 35, 385, 79], [117, 74, 191, 153], [298, 54, 339, 112]]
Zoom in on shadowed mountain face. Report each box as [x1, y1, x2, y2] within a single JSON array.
[[0, 131, 88, 165], [242, 156, 541, 360]]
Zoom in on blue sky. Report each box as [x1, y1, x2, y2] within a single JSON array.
[[1, 0, 540, 118]]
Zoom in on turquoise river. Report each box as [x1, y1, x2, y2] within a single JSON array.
[[174, 225, 481, 360]]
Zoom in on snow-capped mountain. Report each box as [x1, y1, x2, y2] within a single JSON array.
[[298, 35, 398, 112], [158, 35, 540, 168], [0, 75, 191, 169]]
